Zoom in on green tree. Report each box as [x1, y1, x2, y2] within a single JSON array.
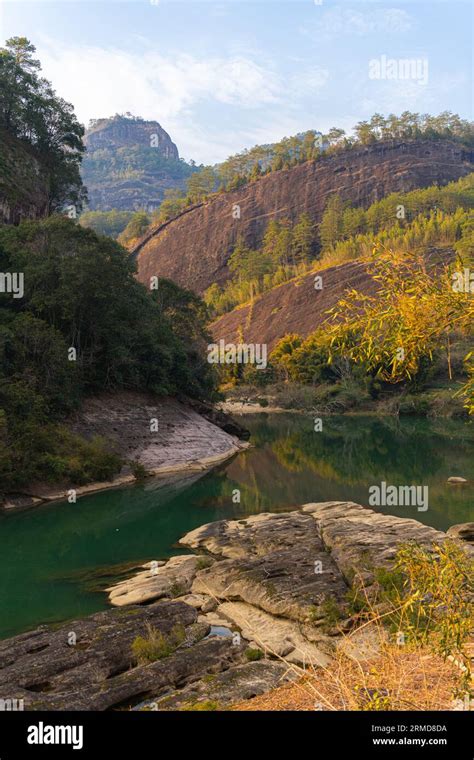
[[292, 213, 315, 262], [319, 194, 345, 250], [0, 37, 86, 212], [118, 211, 150, 243]]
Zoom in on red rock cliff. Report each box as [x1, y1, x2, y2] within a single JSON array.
[[134, 140, 473, 294]]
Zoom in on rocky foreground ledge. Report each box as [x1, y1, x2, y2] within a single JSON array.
[[0, 502, 471, 711]]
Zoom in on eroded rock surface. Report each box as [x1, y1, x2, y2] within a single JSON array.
[[144, 661, 297, 710], [183, 511, 349, 623], [1, 501, 466, 711], [303, 501, 449, 587], [0, 601, 244, 710], [107, 556, 207, 607]]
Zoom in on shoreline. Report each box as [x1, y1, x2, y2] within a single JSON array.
[[1, 438, 250, 514], [1, 501, 471, 710]]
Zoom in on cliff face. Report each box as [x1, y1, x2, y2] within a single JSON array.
[[0, 129, 50, 224], [211, 260, 376, 351], [210, 248, 454, 351], [84, 117, 179, 158], [82, 116, 192, 212], [134, 140, 473, 294]]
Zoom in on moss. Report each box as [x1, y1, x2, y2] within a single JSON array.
[[244, 647, 264, 661], [181, 700, 221, 711], [168, 581, 187, 598], [196, 557, 213, 570]]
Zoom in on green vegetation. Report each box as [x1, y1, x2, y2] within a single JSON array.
[[142, 111, 473, 234], [206, 174, 473, 319], [244, 647, 264, 661], [181, 700, 221, 711], [0, 37, 85, 212], [0, 217, 217, 491], [369, 541, 473, 684], [216, 174, 473, 414], [132, 623, 186, 664], [78, 209, 134, 239], [205, 214, 316, 316], [262, 247, 473, 412], [117, 210, 151, 244], [319, 172, 474, 262]]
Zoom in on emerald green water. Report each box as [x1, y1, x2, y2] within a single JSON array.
[[0, 414, 472, 640]]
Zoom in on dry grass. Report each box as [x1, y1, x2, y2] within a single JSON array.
[[233, 637, 466, 712]]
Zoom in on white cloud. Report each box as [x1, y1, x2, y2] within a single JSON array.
[[38, 42, 281, 118], [33, 37, 329, 163]]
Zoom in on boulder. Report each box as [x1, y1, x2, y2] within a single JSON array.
[[447, 523, 474, 544], [303, 502, 448, 587], [184, 511, 349, 622]]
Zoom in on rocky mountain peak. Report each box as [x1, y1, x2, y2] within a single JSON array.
[[84, 114, 179, 160]]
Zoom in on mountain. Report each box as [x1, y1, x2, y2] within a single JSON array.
[[210, 248, 456, 351], [81, 115, 195, 212], [133, 139, 473, 294]]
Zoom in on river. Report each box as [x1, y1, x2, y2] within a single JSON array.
[[0, 413, 472, 639]]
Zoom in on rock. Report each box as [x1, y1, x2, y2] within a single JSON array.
[[303, 501, 449, 588], [197, 611, 235, 629], [70, 393, 247, 478], [135, 140, 473, 297], [180, 396, 251, 440], [185, 511, 349, 622], [216, 601, 332, 667], [179, 594, 217, 612], [82, 115, 184, 213], [447, 523, 474, 544], [144, 661, 298, 710], [3, 393, 249, 511], [447, 477, 468, 484], [335, 623, 385, 662], [107, 556, 207, 606], [0, 600, 246, 710]]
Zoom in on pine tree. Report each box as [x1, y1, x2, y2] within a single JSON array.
[[319, 195, 345, 250], [292, 213, 315, 262]]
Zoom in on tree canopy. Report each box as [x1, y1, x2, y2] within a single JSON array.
[[0, 36, 86, 212]]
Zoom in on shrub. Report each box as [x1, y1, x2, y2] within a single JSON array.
[[132, 623, 186, 664], [245, 647, 264, 661]]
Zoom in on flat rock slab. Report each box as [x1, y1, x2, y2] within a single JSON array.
[[146, 661, 297, 710], [183, 511, 349, 623], [302, 501, 451, 587], [71, 393, 245, 473], [0, 600, 245, 710], [107, 555, 206, 606], [217, 601, 333, 667]]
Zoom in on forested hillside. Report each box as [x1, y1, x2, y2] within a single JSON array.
[[0, 38, 217, 493]]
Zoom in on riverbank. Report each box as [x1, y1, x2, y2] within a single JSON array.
[[0, 501, 471, 711], [1, 393, 250, 513], [220, 380, 469, 417]]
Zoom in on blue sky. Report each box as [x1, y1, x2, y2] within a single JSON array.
[[0, 1, 472, 162]]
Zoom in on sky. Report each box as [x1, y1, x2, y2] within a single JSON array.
[[0, 0, 472, 163]]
